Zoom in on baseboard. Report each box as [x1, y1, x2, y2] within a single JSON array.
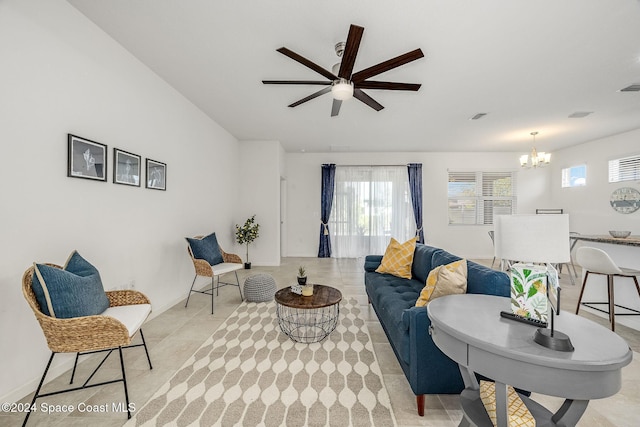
[[0, 352, 76, 406], [1, 292, 186, 406]]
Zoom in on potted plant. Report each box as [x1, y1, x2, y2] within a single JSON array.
[[297, 265, 314, 296], [297, 265, 307, 285], [235, 214, 260, 269]]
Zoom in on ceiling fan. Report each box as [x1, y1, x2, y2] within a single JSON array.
[[262, 24, 424, 117]]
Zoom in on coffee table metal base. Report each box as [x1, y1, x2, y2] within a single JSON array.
[[276, 303, 340, 343]]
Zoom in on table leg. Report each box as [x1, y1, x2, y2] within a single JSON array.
[[551, 399, 589, 427], [494, 381, 508, 427], [459, 366, 479, 390]]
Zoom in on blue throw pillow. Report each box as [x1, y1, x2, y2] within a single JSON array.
[[31, 251, 110, 318], [187, 232, 224, 266]]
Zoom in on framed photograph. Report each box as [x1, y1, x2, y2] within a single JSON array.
[[145, 158, 166, 190], [67, 134, 107, 181], [113, 148, 141, 186]]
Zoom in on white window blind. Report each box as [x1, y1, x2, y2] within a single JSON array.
[[448, 171, 517, 225], [609, 154, 640, 183]]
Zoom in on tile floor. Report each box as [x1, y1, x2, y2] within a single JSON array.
[[4, 257, 639, 426]]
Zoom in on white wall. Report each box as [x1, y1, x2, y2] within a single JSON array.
[[0, 0, 240, 402], [549, 129, 640, 234], [284, 151, 552, 258], [236, 140, 283, 266]]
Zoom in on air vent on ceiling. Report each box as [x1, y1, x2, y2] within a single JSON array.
[[568, 111, 593, 118], [619, 84, 640, 92], [470, 113, 487, 120]]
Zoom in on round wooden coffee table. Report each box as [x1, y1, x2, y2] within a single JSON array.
[[274, 284, 342, 343]]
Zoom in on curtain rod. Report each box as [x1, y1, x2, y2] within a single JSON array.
[[334, 164, 414, 167]]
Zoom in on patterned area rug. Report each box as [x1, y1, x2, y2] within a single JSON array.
[[126, 298, 396, 427]]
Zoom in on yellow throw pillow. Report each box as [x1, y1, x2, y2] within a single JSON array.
[[415, 259, 467, 307], [479, 380, 536, 427], [375, 237, 417, 279]]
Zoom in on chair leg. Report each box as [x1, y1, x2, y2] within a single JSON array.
[[570, 258, 578, 280], [118, 347, 132, 419], [23, 352, 55, 427], [211, 276, 216, 314], [633, 276, 640, 299], [70, 352, 80, 384], [608, 274, 615, 332], [575, 271, 590, 314], [139, 329, 153, 370], [491, 256, 496, 268], [185, 275, 198, 308], [235, 271, 243, 300], [567, 264, 575, 286]]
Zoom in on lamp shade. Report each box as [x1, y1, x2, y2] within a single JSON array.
[[331, 79, 354, 101]]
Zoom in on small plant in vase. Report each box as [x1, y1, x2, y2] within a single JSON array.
[[297, 265, 314, 296], [297, 266, 307, 285], [235, 215, 260, 269]]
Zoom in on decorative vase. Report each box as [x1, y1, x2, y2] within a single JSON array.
[[244, 262, 251, 269], [297, 276, 307, 286]]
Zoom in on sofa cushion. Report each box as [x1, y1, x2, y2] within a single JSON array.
[[187, 232, 224, 266], [415, 259, 467, 307], [376, 237, 417, 279], [432, 249, 510, 297], [32, 251, 110, 318], [364, 255, 383, 272], [366, 272, 424, 365], [411, 244, 442, 283]]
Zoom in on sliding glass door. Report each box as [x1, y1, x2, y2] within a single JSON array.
[[330, 166, 414, 258]]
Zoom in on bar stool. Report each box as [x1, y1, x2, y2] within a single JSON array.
[[575, 246, 640, 331]]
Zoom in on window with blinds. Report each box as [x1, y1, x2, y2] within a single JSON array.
[[448, 171, 517, 225], [609, 154, 640, 183]]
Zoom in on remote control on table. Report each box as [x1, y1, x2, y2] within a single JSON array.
[[500, 311, 548, 328]]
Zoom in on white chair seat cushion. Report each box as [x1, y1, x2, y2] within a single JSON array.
[[620, 267, 640, 277], [101, 304, 151, 338], [211, 262, 243, 276]]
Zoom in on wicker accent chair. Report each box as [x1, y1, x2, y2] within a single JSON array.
[[21, 264, 152, 426], [185, 237, 244, 314]]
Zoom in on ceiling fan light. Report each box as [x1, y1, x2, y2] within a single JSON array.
[[331, 79, 354, 101]]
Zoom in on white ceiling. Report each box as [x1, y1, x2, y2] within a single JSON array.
[[67, 0, 640, 154]]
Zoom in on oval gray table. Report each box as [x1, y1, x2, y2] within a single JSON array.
[[428, 294, 632, 427]]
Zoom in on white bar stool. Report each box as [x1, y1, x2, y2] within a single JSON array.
[[575, 246, 640, 331]]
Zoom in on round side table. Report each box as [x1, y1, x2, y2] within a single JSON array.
[[274, 284, 342, 343]]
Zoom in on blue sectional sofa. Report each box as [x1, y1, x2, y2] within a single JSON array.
[[364, 243, 510, 416]]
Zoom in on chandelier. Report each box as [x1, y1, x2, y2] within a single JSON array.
[[520, 131, 551, 168]]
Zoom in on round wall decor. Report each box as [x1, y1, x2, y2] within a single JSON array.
[[609, 187, 640, 214]]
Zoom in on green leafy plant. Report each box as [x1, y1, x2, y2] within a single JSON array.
[[235, 215, 260, 263], [298, 265, 306, 278]]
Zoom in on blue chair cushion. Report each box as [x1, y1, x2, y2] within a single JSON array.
[[31, 251, 110, 318], [187, 233, 224, 266]]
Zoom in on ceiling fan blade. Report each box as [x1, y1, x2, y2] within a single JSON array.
[[353, 89, 384, 111], [277, 47, 337, 81], [331, 99, 342, 117], [262, 80, 331, 85], [352, 48, 424, 83], [288, 86, 331, 108], [356, 81, 421, 91], [338, 24, 364, 79]]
